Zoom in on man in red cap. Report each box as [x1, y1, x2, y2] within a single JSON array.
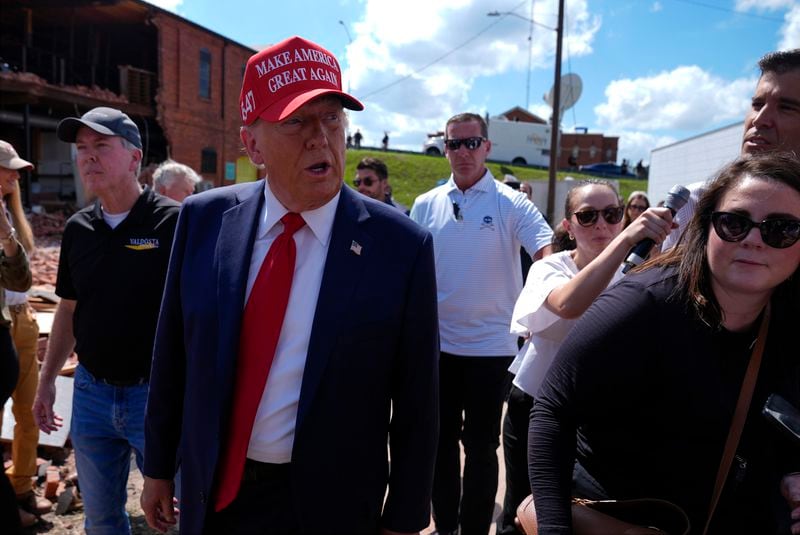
[[141, 36, 439, 535]]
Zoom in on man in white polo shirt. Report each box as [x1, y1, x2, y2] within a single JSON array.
[[410, 112, 552, 535]]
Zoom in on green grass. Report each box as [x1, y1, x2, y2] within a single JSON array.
[[345, 149, 647, 209]]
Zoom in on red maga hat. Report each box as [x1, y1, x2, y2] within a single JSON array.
[[240, 36, 363, 125]]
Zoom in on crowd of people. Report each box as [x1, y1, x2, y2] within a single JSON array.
[[0, 35, 798, 535]]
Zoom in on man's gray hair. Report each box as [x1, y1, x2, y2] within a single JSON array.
[[120, 137, 143, 177], [153, 160, 202, 190]]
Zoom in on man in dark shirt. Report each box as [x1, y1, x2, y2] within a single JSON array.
[[354, 156, 408, 213], [32, 107, 179, 535]]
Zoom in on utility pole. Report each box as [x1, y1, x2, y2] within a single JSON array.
[[545, 0, 564, 224]]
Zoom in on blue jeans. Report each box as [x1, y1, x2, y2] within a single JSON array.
[[71, 365, 147, 535]]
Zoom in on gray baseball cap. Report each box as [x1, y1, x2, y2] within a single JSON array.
[[57, 107, 142, 149]]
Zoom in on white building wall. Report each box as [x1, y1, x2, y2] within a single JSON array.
[[648, 122, 742, 204]]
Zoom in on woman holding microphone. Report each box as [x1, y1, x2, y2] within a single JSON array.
[[500, 179, 673, 534]]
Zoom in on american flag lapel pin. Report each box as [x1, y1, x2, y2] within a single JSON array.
[[350, 240, 363, 256]]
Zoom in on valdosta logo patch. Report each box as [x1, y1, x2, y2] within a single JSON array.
[[125, 238, 160, 251]]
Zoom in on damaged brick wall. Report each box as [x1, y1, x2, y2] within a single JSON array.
[[152, 12, 253, 186]]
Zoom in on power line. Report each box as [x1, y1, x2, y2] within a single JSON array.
[[356, 0, 528, 101], [668, 0, 785, 23]]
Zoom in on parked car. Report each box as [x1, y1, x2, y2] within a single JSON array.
[[579, 162, 637, 178], [423, 132, 445, 156]]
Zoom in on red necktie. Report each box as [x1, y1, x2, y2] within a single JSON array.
[[214, 212, 306, 511]]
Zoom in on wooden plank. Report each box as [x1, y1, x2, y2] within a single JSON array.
[[1, 375, 73, 448]]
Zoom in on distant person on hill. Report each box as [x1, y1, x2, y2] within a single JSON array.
[[382, 131, 389, 151], [353, 129, 363, 149]]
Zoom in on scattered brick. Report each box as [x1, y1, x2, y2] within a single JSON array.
[[44, 466, 60, 498]]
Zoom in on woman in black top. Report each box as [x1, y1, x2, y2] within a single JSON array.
[[529, 153, 800, 534]]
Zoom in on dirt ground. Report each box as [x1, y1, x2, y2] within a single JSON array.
[[20, 450, 175, 535], [19, 443, 505, 535]]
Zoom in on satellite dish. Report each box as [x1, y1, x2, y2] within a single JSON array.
[[544, 73, 583, 112]]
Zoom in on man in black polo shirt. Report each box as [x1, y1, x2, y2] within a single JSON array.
[[32, 107, 179, 535]]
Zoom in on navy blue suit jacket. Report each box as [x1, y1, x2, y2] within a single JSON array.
[[143, 181, 439, 534]]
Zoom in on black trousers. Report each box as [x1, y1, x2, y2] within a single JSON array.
[[498, 384, 534, 535], [432, 352, 513, 535], [0, 326, 21, 533], [204, 460, 296, 534]]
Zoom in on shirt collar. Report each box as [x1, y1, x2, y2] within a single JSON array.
[[259, 180, 340, 247], [90, 186, 151, 224], [445, 168, 494, 194]]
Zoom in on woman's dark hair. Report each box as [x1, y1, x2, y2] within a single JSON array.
[[563, 179, 620, 219], [645, 152, 800, 326], [622, 191, 650, 228], [551, 221, 575, 252]]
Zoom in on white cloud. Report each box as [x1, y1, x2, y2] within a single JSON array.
[[650, 2, 663, 13], [735, 0, 800, 50], [343, 0, 601, 151], [594, 66, 755, 132], [611, 130, 677, 167], [779, 5, 800, 50], [528, 103, 553, 123], [735, 0, 795, 10], [141, 0, 183, 12]]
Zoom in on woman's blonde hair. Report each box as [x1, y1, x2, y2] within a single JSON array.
[[4, 182, 35, 254]]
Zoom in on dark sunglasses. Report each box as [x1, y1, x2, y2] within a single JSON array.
[[629, 203, 648, 212], [711, 211, 800, 249], [353, 176, 381, 187], [572, 206, 624, 227], [444, 137, 486, 151]]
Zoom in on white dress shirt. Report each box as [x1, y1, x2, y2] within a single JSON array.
[[245, 182, 339, 463]]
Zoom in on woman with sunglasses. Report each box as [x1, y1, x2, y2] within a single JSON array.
[[622, 190, 650, 228], [500, 179, 672, 533], [528, 153, 800, 534]]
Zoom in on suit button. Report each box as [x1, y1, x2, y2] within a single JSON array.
[[200, 491, 206, 504]]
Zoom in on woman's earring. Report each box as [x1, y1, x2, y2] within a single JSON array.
[[568, 233, 575, 241]]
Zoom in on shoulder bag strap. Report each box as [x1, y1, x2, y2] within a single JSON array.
[[702, 302, 771, 535]]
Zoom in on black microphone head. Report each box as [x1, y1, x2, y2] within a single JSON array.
[[664, 185, 690, 213]]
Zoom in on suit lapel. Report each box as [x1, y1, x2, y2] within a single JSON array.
[[296, 187, 373, 430], [215, 181, 264, 387]]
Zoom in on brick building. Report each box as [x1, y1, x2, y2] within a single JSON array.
[[0, 0, 258, 207], [559, 130, 619, 169]]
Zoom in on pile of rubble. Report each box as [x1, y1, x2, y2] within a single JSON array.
[[28, 211, 66, 290], [0, 70, 128, 105]]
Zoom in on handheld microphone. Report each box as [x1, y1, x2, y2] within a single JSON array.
[[622, 184, 690, 274]]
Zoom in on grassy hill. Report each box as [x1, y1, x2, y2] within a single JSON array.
[[344, 148, 648, 212]]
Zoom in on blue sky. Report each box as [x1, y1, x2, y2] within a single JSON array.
[[146, 0, 799, 165]]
